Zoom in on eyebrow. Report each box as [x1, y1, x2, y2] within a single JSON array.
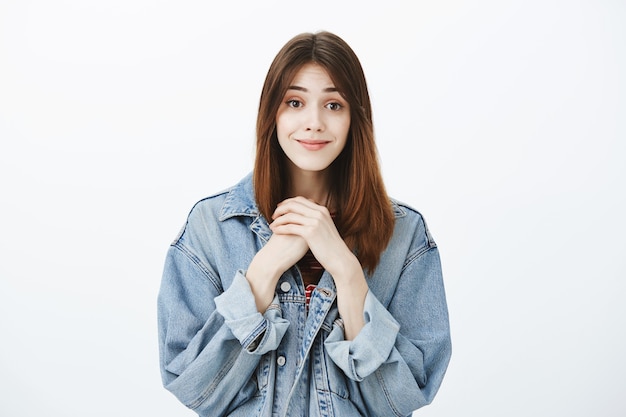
[[287, 85, 339, 93]]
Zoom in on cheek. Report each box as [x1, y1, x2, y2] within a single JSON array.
[[275, 116, 294, 154], [275, 113, 292, 140], [339, 117, 351, 143]]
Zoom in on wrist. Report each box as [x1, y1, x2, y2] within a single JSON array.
[[246, 251, 282, 312], [330, 251, 363, 284], [247, 251, 281, 283], [334, 262, 368, 341]]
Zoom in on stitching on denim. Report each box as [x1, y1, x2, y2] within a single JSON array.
[[266, 303, 281, 312], [315, 337, 342, 415], [349, 357, 360, 382], [187, 348, 239, 410], [374, 369, 404, 417], [278, 293, 306, 303], [255, 355, 271, 392], [218, 180, 263, 221], [172, 242, 223, 293], [401, 244, 434, 273], [242, 320, 267, 348], [392, 201, 437, 244], [315, 341, 330, 415], [390, 200, 407, 218]]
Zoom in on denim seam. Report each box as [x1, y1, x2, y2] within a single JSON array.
[[315, 340, 335, 417], [172, 242, 223, 293], [242, 320, 268, 349], [374, 368, 404, 417], [266, 303, 281, 312], [402, 245, 436, 273], [349, 356, 362, 382], [187, 348, 239, 410], [317, 339, 329, 392], [278, 294, 306, 303]]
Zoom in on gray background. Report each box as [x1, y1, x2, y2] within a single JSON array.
[[1, 0, 624, 416]]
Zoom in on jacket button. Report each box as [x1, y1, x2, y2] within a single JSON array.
[[277, 355, 286, 366], [280, 281, 291, 292]]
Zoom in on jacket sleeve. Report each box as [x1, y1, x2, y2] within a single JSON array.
[[157, 243, 289, 416], [324, 246, 451, 416]]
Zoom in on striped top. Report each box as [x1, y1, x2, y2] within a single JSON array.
[[298, 250, 324, 313], [305, 284, 317, 312]]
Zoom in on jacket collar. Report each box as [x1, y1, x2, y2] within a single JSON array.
[[219, 173, 260, 221]]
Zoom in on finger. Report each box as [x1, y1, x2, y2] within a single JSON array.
[[273, 198, 329, 219], [279, 196, 329, 213], [273, 203, 312, 220], [270, 222, 306, 237], [270, 212, 312, 229]]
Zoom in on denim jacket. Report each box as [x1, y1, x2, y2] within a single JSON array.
[[158, 173, 451, 417]]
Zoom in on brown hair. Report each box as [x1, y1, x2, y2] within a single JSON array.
[[253, 31, 394, 272]]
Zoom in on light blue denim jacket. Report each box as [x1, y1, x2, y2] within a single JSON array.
[[158, 173, 451, 417]]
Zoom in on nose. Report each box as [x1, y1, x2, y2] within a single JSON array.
[[304, 106, 325, 132]]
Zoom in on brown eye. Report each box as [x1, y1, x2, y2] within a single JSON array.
[[326, 102, 343, 111], [287, 99, 302, 108]]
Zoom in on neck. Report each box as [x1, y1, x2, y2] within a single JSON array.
[[287, 164, 331, 206]]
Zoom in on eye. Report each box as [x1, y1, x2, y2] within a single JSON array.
[[326, 102, 343, 111], [286, 99, 303, 108]]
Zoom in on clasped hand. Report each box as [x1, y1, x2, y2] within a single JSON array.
[[268, 196, 354, 278], [248, 196, 367, 334]]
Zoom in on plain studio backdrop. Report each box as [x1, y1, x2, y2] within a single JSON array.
[[1, 1, 624, 416]]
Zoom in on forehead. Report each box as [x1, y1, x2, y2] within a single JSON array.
[[289, 63, 336, 88]]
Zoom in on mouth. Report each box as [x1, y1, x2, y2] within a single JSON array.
[[296, 139, 331, 151]]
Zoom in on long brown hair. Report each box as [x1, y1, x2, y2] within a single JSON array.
[[254, 31, 394, 272]]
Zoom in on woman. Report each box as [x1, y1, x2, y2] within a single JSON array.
[[158, 31, 451, 417]]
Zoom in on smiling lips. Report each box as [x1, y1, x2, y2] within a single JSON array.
[[296, 139, 331, 151]]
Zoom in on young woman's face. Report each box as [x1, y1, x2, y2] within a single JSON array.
[[276, 63, 350, 174]]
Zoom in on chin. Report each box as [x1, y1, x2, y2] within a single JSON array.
[[288, 159, 334, 174], [295, 165, 332, 173]]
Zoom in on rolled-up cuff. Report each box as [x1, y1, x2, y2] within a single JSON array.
[[214, 270, 289, 355], [324, 290, 400, 380]]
